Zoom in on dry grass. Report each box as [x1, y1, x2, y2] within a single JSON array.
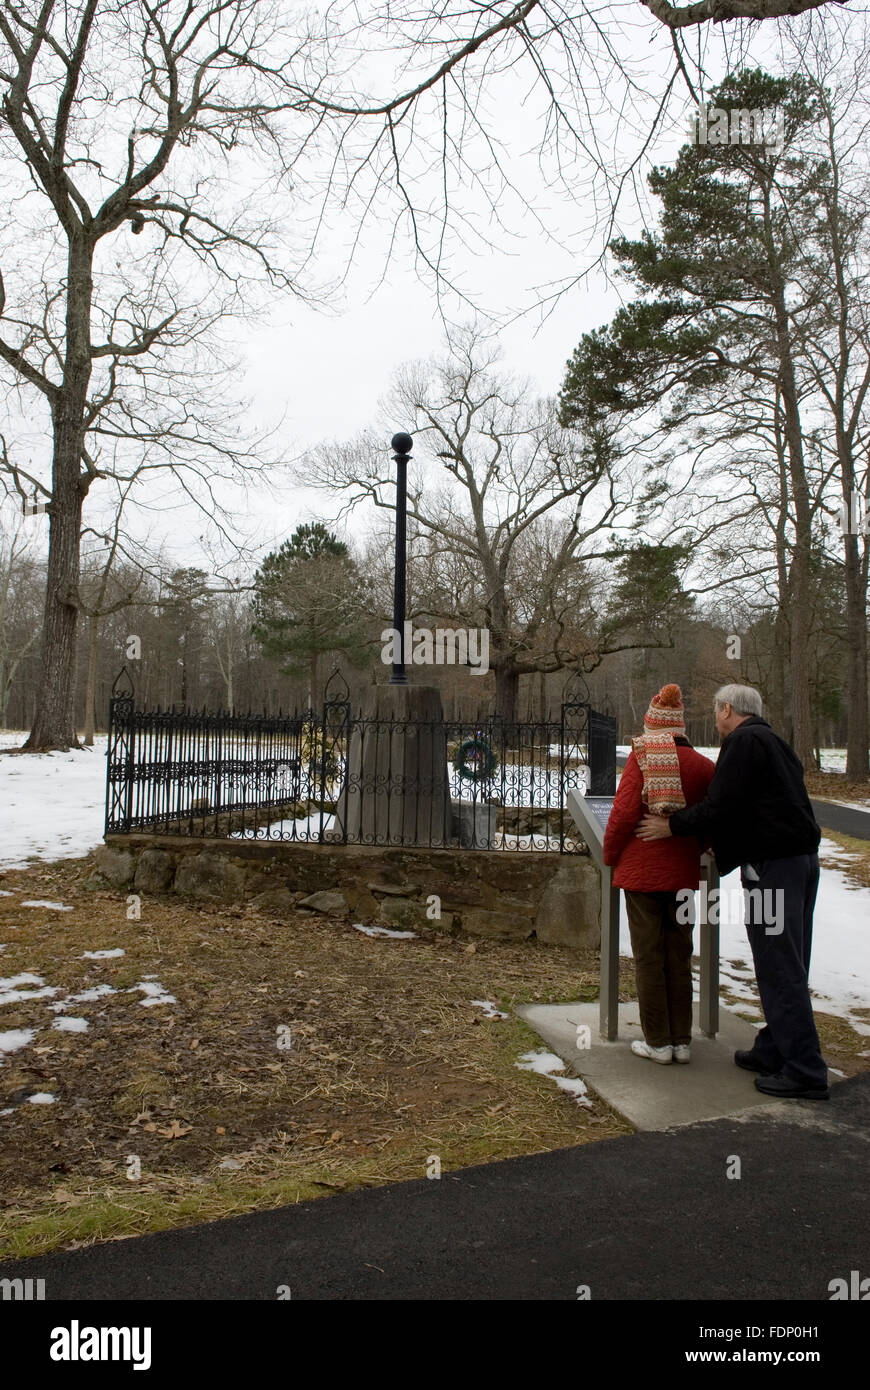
[[817, 828, 870, 890], [0, 851, 634, 1259], [805, 770, 870, 807]]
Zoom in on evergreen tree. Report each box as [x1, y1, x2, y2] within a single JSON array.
[[558, 69, 828, 766], [251, 524, 371, 705]]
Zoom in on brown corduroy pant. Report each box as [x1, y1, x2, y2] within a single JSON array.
[[624, 890, 694, 1048]]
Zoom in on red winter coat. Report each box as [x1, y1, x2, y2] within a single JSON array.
[[602, 742, 716, 892]]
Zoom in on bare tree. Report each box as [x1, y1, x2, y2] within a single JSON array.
[[0, 1, 855, 752], [302, 330, 658, 719], [640, 0, 844, 27], [0, 504, 43, 728]]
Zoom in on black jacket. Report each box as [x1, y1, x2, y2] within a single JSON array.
[[668, 716, 821, 876]]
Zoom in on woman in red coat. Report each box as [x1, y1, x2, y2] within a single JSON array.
[[602, 683, 715, 1066]]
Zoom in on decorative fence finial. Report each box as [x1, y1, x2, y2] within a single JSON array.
[[111, 666, 135, 700]]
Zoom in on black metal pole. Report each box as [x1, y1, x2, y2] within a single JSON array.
[[390, 432, 412, 685]]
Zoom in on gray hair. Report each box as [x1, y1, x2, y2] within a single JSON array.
[[714, 683, 763, 717]]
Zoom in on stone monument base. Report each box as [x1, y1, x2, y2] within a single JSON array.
[[336, 684, 452, 847]]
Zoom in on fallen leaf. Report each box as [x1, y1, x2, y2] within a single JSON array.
[[157, 1120, 192, 1140], [215, 1125, 226, 1135], [265, 1063, 283, 1072], [294, 970, 306, 978], [464, 943, 477, 954], [52, 1189, 83, 1207], [189, 1039, 200, 1049], [325, 1130, 342, 1144], [142, 1122, 158, 1133]]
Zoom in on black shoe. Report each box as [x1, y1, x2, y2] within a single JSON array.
[[734, 1049, 777, 1076], [754, 1072, 829, 1100]]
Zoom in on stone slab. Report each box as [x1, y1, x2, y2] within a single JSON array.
[[515, 1001, 838, 1131]]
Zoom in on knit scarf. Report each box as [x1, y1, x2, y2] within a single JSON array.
[[631, 732, 686, 815]]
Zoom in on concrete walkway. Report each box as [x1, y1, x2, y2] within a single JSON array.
[[516, 1002, 815, 1130]]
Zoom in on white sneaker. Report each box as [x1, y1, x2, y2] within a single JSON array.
[[631, 1040, 673, 1064], [673, 1045, 691, 1064]]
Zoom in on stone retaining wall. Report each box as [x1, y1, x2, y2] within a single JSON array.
[[96, 835, 600, 951]]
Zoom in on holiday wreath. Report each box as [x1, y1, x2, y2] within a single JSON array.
[[452, 735, 499, 783]]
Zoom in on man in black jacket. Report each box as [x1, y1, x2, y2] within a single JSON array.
[[637, 683, 828, 1099]]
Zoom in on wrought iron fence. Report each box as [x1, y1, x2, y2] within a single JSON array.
[[105, 676, 615, 852]]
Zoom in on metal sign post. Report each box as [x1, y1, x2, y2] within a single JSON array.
[[567, 790, 620, 1040], [566, 788, 720, 1042]]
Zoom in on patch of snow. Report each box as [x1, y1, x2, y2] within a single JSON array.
[[49, 984, 116, 1012], [471, 999, 508, 1020], [0, 890, 14, 896], [131, 980, 176, 1007], [0, 973, 58, 1006], [80, 948, 125, 959], [0, 1027, 36, 1056], [515, 1049, 591, 1106], [517, 1049, 567, 1076], [27, 1092, 56, 1104], [552, 1075, 591, 1103], [21, 900, 72, 911], [352, 923, 416, 940], [52, 1016, 88, 1033], [0, 1107, 13, 1115]]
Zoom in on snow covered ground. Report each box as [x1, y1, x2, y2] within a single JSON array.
[[1, 731, 868, 1032], [0, 732, 110, 868], [618, 743, 850, 773]]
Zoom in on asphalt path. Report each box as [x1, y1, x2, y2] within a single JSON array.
[[811, 798, 870, 842], [3, 1072, 868, 1302]]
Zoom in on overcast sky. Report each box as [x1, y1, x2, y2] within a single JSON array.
[[1, 2, 808, 574]]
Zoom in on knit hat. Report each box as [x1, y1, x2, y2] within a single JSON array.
[[632, 683, 687, 814], [643, 682, 686, 736]]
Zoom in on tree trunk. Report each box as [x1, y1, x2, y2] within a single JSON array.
[[770, 605, 789, 738], [25, 236, 93, 752], [83, 613, 99, 746], [843, 527, 869, 779], [769, 285, 815, 767], [224, 637, 234, 712], [24, 449, 84, 750], [494, 663, 518, 721]]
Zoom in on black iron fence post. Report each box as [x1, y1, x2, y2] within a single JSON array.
[[105, 667, 135, 836]]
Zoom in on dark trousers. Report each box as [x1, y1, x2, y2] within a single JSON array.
[[741, 853, 827, 1087], [624, 890, 694, 1048]]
